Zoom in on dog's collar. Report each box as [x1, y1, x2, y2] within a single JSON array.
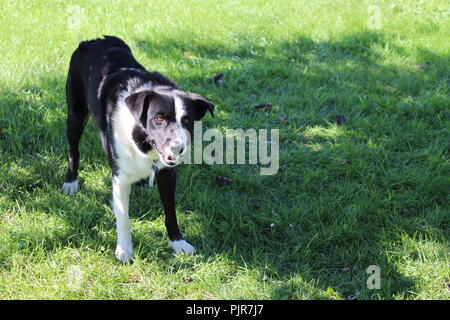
[[151, 163, 160, 174], [148, 160, 159, 186]]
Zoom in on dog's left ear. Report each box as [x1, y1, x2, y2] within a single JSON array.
[[125, 90, 154, 126], [189, 93, 215, 120]]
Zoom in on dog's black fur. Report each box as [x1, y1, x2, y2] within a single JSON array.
[[62, 36, 214, 261]]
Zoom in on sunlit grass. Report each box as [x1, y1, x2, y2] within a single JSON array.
[[0, 0, 448, 299]]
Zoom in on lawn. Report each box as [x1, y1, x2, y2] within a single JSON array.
[[0, 0, 448, 299]]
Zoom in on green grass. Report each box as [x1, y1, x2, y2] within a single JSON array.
[[0, 0, 449, 299]]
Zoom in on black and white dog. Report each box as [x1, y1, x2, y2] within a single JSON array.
[[61, 36, 214, 262]]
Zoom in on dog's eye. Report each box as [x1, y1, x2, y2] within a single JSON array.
[[182, 117, 190, 125], [154, 115, 165, 122]]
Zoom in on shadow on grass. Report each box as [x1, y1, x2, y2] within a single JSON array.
[[0, 30, 448, 299]]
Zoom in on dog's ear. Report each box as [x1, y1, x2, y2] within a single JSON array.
[[125, 90, 154, 126], [188, 93, 215, 120]]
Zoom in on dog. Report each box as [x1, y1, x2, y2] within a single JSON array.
[[61, 36, 214, 262]]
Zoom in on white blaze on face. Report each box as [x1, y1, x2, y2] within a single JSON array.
[[171, 96, 188, 157], [174, 95, 186, 124]]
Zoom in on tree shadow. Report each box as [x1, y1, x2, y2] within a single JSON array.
[[0, 30, 448, 299]]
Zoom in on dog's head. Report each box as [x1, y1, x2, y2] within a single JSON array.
[[125, 86, 214, 167]]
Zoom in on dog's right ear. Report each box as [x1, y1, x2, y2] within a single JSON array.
[[125, 90, 154, 126]]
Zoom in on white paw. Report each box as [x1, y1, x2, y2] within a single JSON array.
[[115, 243, 133, 263], [169, 240, 196, 255], [61, 180, 79, 195]]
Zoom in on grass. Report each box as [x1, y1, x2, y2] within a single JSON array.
[[0, 0, 449, 299]]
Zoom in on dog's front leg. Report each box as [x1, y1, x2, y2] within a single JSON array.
[[112, 175, 133, 262], [156, 168, 196, 255]]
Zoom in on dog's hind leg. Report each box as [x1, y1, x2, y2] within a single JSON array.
[[62, 72, 89, 195]]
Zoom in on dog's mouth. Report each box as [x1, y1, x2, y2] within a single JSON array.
[[150, 140, 182, 167], [160, 153, 180, 167]]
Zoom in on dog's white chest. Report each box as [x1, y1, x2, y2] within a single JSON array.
[[121, 151, 153, 178], [115, 147, 166, 183]]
